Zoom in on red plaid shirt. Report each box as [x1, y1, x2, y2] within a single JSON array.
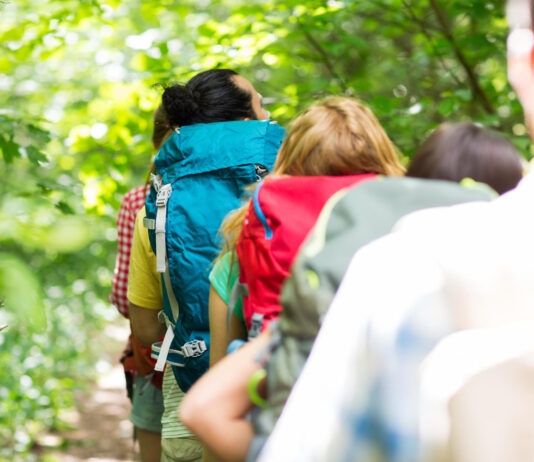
[[110, 184, 151, 317]]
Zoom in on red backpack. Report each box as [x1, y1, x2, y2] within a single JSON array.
[[236, 174, 376, 338]]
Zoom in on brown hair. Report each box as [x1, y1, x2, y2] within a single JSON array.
[[219, 96, 405, 257], [407, 123, 523, 195]]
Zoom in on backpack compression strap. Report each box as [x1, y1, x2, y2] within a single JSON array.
[[151, 319, 207, 370], [154, 180, 172, 273], [150, 275, 207, 371], [149, 253, 181, 371]]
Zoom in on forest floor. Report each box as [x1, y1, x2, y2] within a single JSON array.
[[34, 320, 138, 462]]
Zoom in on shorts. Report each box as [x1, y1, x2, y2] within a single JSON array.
[[130, 374, 164, 433], [161, 436, 203, 462]]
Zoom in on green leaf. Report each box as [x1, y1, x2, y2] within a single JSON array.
[[437, 98, 460, 117], [55, 200, 75, 215], [0, 135, 20, 164], [25, 146, 48, 165], [26, 123, 51, 145], [36, 182, 55, 194], [455, 89, 472, 102], [370, 95, 394, 115]]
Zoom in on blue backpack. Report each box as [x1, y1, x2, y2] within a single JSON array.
[[145, 120, 285, 392]]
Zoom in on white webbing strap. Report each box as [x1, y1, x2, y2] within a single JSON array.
[[151, 263, 180, 369], [155, 183, 172, 273], [154, 325, 175, 371]]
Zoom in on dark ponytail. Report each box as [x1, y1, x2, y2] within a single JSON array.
[[161, 69, 256, 127]]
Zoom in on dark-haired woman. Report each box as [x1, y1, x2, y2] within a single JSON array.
[[128, 68, 279, 462]]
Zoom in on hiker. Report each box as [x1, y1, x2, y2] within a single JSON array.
[[128, 68, 285, 462], [110, 104, 172, 462], [407, 122, 523, 195], [181, 96, 406, 460], [208, 96, 405, 367]]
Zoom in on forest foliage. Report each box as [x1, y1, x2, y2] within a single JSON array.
[[0, 0, 530, 458]]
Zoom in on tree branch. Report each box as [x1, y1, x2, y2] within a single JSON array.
[[428, 0, 495, 114], [400, 0, 463, 87], [298, 21, 347, 91]]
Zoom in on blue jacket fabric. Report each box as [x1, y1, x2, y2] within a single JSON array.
[[145, 120, 285, 391]]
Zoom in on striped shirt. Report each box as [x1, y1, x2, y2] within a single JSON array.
[[161, 366, 193, 439]]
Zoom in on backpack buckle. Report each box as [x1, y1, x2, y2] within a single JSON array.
[[255, 164, 269, 180], [181, 339, 207, 358], [151, 173, 163, 192], [248, 313, 264, 340], [156, 184, 172, 207]]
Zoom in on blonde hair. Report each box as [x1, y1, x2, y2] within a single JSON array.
[[273, 97, 404, 177], [219, 96, 404, 256]]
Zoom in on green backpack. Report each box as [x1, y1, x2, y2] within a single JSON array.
[[247, 177, 494, 460]]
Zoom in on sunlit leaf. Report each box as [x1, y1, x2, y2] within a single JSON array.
[[25, 146, 48, 165], [0, 253, 46, 331], [55, 201, 75, 215]]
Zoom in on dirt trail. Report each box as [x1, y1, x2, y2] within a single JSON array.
[[39, 321, 138, 462]]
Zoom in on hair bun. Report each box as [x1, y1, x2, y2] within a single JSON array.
[[162, 84, 200, 127]]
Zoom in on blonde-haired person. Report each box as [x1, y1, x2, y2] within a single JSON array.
[[208, 96, 404, 369], [187, 96, 404, 462]]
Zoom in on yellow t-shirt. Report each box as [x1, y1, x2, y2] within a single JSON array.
[[127, 206, 162, 310]]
